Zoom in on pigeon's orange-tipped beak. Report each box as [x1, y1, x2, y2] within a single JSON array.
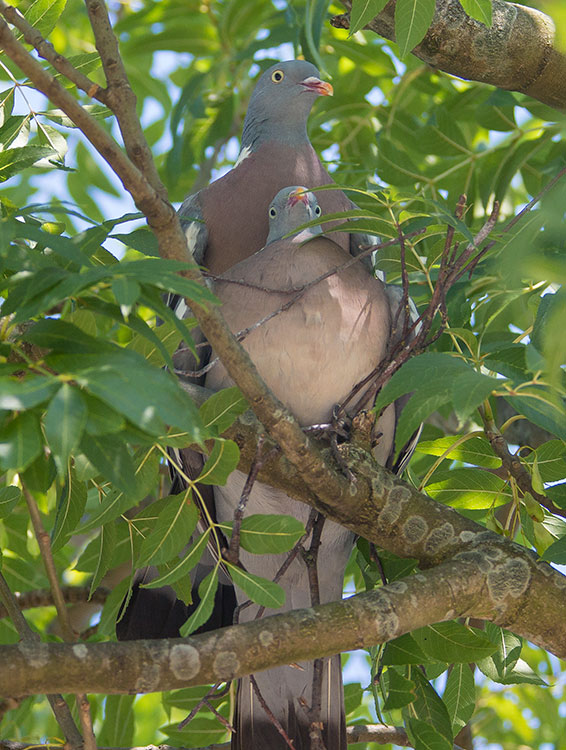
[[287, 187, 310, 207], [300, 76, 333, 96]]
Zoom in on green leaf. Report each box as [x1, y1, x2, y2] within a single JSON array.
[[79, 434, 136, 494], [112, 276, 141, 317], [416, 435, 501, 469], [197, 439, 240, 485], [219, 514, 306, 554], [425, 468, 511, 509], [143, 529, 210, 591], [383, 667, 416, 710], [407, 718, 453, 750], [444, 663, 476, 734], [44, 384, 88, 468], [0, 411, 43, 471], [413, 622, 497, 663], [0, 146, 55, 182], [408, 669, 453, 744], [382, 633, 431, 665], [395, 0, 435, 58], [98, 578, 130, 637], [137, 493, 199, 567], [225, 562, 285, 609], [78, 448, 159, 532], [541, 534, 566, 564], [83, 393, 125, 436], [89, 522, 117, 598], [0, 486, 21, 520], [459, 0, 492, 26], [349, 0, 389, 35], [504, 393, 566, 441], [98, 694, 135, 746], [200, 387, 249, 434], [50, 468, 87, 553], [180, 568, 219, 636], [0, 376, 59, 410], [451, 370, 501, 422], [526, 440, 566, 483], [23, 0, 67, 38]]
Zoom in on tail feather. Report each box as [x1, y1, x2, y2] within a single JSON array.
[[232, 655, 346, 750]]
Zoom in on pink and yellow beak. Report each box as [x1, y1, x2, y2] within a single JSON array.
[[287, 187, 310, 207], [300, 76, 334, 97]]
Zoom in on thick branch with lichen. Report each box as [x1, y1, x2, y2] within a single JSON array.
[[2, 549, 566, 698], [333, 0, 566, 111]]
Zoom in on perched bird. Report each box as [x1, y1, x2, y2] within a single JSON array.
[[175, 58, 365, 281], [118, 59, 374, 643], [202, 186, 398, 750]]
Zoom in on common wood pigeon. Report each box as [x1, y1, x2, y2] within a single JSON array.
[[175, 59, 366, 280], [200, 187, 398, 749]]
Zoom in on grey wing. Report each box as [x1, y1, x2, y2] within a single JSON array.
[[383, 283, 422, 475], [178, 190, 208, 266]]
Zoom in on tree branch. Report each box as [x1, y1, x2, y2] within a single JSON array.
[[0, 573, 84, 749], [2, 546, 566, 698], [333, 0, 566, 111]]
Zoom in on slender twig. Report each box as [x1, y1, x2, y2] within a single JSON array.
[[22, 484, 96, 750], [179, 231, 426, 378], [225, 438, 279, 565], [250, 675, 295, 750], [0, 573, 84, 749], [0, 586, 110, 620], [177, 683, 231, 730], [300, 513, 327, 750], [479, 402, 554, 512], [0, 0, 104, 99]]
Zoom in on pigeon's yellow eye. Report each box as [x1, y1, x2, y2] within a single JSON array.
[[314, 205, 321, 216], [271, 70, 284, 83], [269, 207, 277, 218]]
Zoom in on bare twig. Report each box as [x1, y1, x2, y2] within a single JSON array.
[[22, 484, 96, 750], [0, 573, 84, 750], [479, 402, 554, 513], [225, 436, 274, 565], [177, 683, 231, 731], [250, 675, 295, 750], [300, 513, 327, 750], [0, 586, 110, 620], [0, 1, 104, 98]]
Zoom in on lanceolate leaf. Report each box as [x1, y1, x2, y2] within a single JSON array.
[[395, 0, 436, 58], [136, 493, 199, 567], [0, 411, 43, 472], [50, 467, 87, 553], [44, 384, 88, 468], [413, 622, 496, 663], [349, 0, 389, 35], [180, 568, 219, 636], [460, 0, 492, 27], [218, 514, 306, 554], [444, 663, 476, 734], [197, 439, 240, 485], [143, 530, 210, 591], [225, 562, 285, 609]]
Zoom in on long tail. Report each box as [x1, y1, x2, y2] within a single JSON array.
[[232, 655, 346, 750]]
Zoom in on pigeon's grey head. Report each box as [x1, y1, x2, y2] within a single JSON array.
[[241, 60, 333, 151], [266, 186, 323, 244]]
